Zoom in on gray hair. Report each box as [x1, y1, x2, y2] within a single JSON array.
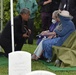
[[20, 8, 30, 14], [52, 10, 59, 18]]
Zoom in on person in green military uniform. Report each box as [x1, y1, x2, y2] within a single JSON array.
[[16, 0, 38, 44]]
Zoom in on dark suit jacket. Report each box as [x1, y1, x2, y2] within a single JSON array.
[[0, 15, 27, 44]]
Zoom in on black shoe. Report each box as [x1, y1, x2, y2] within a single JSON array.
[[39, 55, 47, 60], [46, 59, 51, 63], [4, 54, 8, 58], [28, 42, 33, 44], [54, 59, 61, 67], [0, 52, 5, 56]]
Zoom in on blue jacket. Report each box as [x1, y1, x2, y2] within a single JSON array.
[[16, 0, 38, 19], [54, 15, 75, 46]]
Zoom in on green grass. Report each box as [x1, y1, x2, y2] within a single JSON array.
[[22, 44, 76, 75], [0, 41, 76, 75]]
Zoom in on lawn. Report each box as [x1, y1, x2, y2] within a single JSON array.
[[0, 41, 76, 75]]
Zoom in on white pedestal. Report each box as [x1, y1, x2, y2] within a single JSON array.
[[9, 51, 31, 75]]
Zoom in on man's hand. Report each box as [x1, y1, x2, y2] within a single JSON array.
[[40, 31, 49, 35], [48, 0, 52, 2], [43, 0, 52, 5], [28, 29, 31, 35], [23, 33, 29, 38]]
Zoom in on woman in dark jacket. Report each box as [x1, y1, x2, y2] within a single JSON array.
[[38, 0, 61, 31], [38, 0, 53, 31]]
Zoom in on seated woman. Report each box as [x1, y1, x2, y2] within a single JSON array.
[[32, 10, 60, 60], [32, 10, 75, 62], [36, 11, 59, 45], [42, 10, 75, 62]]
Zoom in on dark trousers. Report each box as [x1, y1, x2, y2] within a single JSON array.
[[0, 38, 12, 57], [0, 38, 25, 57], [15, 38, 25, 51], [41, 12, 52, 31], [27, 19, 34, 44]]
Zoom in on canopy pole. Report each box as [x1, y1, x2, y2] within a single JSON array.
[[10, 0, 14, 52], [1, 0, 3, 32], [0, 0, 3, 51]]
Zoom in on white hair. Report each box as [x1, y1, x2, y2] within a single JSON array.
[[52, 10, 59, 18]]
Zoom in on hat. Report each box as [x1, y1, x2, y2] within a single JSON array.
[[59, 10, 73, 19]]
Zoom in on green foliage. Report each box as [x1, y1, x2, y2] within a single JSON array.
[[34, 6, 42, 35], [3, 0, 10, 24], [3, 0, 18, 25]]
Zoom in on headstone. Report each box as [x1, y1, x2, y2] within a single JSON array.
[[9, 51, 31, 75], [26, 70, 56, 75]]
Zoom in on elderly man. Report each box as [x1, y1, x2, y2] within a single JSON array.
[[0, 8, 30, 57]]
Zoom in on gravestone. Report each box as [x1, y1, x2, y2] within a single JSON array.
[[26, 70, 56, 75], [9, 51, 31, 75]]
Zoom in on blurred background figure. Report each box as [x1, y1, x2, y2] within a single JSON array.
[[38, 0, 60, 31], [38, 0, 53, 31]]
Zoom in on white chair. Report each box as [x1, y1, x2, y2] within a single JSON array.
[[26, 70, 56, 75], [9, 51, 31, 75]]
